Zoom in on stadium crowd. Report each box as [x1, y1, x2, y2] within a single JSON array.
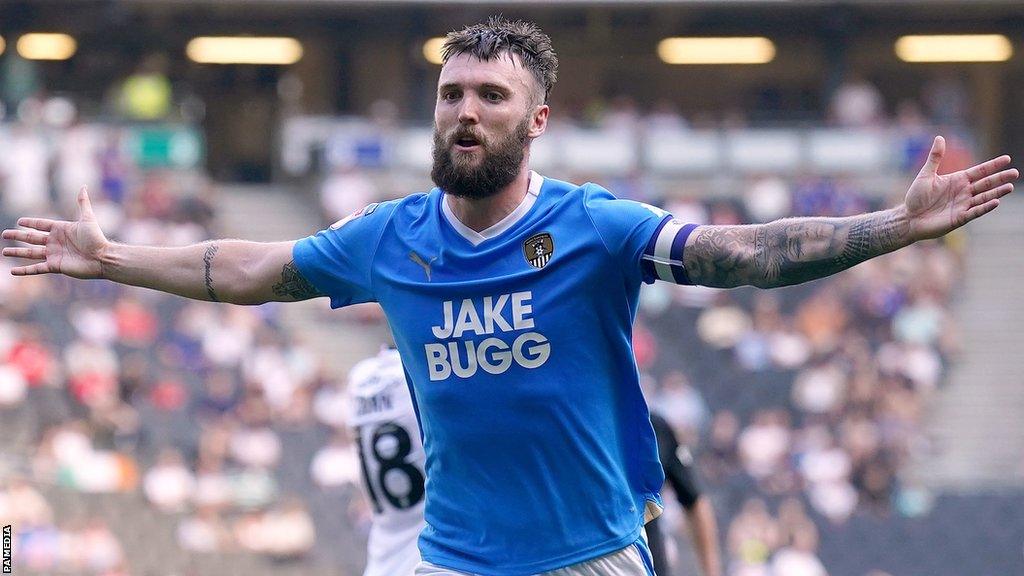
[[631, 183, 962, 576], [0, 98, 967, 576]]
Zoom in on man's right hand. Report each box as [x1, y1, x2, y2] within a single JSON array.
[[2, 186, 109, 279]]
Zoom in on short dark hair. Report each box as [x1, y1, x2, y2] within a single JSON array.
[[442, 16, 558, 104]]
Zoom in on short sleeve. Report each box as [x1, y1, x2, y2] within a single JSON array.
[[292, 200, 396, 309], [584, 185, 697, 285]]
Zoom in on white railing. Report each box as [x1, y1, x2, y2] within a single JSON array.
[[281, 115, 966, 179]]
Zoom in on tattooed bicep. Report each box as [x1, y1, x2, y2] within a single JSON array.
[[272, 260, 324, 301]]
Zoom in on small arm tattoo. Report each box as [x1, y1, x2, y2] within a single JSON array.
[[272, 260, 324, 301], [203, 244, 220, 302], [684, 210, 909, 289]]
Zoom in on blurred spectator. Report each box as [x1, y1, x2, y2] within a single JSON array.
[[99, 132, 130, 205], [64, 338, 119, 409], [57, 120, 102, 210], [177, 506, 234, 553], [0, 362, 28, 407], [28, 410, 137, 492], [193, 454, 233, 509], [310, 429, 361, 490], [743, 176, 792, 223], [895, 100, 933, 172], [652, 371, 708, 440], [8, 325, 58, 388], [144, 448, 196, 512], [792, 177, 869, 218], [320, 164, 378, 225], [601, 95, 641, 134], [234, 499, 316, 559], [830, 74, 884, 127], [195, 370, 240, 422], [795, 288, 848, 353], [78, 518, 126, 573], [0, 477, 53, 527], [229, 422, 282, 469], [738, 410, 792, 484], [798, 427, 857, 523], [727, 498, 778, 573], [735, 294, 781, 372], [231, 467, 278, 510], [262, 499, 317, 560], [645, 99, 689, 131], [702, 410, 741, 482], [697, 298, 751, 349], [313, 379, 348, 429], [775, 498, 816, 549], [114, 296, 160, 348], [922, 73, 969, 126], [791, 361, 847, 416], [0, 123, 50, 214], [769, 524, 828, 576]]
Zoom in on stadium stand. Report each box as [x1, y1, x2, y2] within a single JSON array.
[[1, 55, 1023, 576]]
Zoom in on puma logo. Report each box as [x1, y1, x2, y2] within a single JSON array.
[[409, 251, 438, 281]]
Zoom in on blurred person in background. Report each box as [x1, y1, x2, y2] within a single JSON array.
[[829, 73, 885, 128], [2, 15, 1018, 576], [346, 346, 426, 576], [261, 497, 317, 560], [319, 163, 379, 228], [726, 498, 778, 575], [0, 122, 50, 215], [644, 412, 722, 576], [143, 447, 196, 513]]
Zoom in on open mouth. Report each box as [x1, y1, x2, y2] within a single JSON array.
[[453, 135, 482, 151]]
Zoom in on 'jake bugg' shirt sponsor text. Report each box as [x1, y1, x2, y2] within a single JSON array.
[[425, 291, 550, 380]]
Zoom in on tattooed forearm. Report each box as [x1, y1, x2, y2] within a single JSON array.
[[684, 209, 910, 289], [683, 225, 759, 288], [272, 260, 324, 301], [203, 244, 220, 302]]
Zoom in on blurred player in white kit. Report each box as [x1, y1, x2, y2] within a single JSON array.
[[347, 347, 426, 576]]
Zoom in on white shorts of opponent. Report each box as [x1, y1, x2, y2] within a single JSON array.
[[414, 541, 654, 576]]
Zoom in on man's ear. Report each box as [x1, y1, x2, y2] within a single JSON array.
[[528, 104, 549, 139]]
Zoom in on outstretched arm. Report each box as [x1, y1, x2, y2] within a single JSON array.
[[683, 136, 1017, 289], [2, 187, 323, 305]]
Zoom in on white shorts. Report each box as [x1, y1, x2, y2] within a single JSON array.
[[414, 541, 653, 576]]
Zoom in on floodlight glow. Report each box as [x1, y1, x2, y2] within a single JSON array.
[[895, 35, 1012, 63], [17, 33, 77, 61], [423, 37, 446, 65], [658, 37, 775, 65], [186, 37, 303, 65]]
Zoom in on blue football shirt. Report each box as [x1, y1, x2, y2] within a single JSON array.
[[294, 173, 695, 575]]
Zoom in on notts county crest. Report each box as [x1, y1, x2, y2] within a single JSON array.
[[523, 232, 555, 269]]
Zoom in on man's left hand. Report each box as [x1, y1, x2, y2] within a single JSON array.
[[905, 135, 1017, 242]]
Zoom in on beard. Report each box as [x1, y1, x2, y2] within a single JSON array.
[[431, 115, 531, 200]]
